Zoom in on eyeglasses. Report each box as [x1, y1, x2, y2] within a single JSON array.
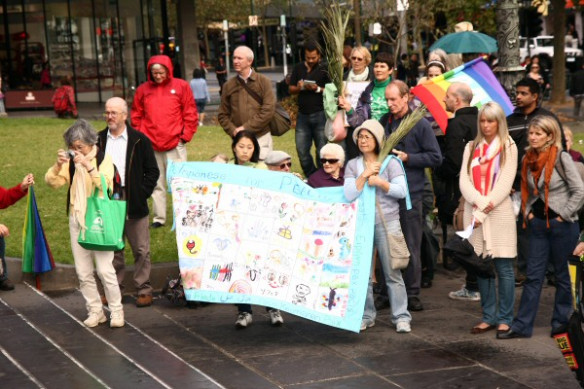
[[320, 158, 339, 164], [357, 135, 373, 141], [278, 162, 292, 169], [351, 56, 364, 61], [103, 111, 123, 118]]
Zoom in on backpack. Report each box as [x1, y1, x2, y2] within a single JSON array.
[[52, 87, 70, 113]]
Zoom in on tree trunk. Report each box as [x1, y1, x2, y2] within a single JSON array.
[[550, 0, 566, 103], [204, 27, 211, 62], [354, 0, 361, 45], [262, 23, 270, 67]]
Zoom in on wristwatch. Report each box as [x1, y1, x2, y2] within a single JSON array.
[[316, 87, 322, 93]]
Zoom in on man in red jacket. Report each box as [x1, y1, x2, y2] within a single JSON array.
[[0, 173, 35, 290], [131, 55, 198, 228]]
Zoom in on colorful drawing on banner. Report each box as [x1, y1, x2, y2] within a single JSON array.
[[168, 162, 376, 332], [181, 267, 203, 289], [229, 279, 252, 294], [182, 235, 203, 257]]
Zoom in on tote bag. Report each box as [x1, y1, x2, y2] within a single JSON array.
[[78, 174, 126, 251]]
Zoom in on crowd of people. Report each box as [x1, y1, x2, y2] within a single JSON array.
[[2, 40, 583, 342]]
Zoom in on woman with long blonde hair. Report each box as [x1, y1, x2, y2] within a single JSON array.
[[459, 102, 518, 336]]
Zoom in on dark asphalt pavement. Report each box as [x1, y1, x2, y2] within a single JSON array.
[[0, 265, 580, 388]]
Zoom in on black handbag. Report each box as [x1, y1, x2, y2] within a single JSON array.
[[443, 236, 495, 278]]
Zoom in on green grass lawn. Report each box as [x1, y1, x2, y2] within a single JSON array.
[[0, 117, 302, 265]]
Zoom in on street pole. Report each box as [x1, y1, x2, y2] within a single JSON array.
[[223, 20, 230, 76], [494, 0, 525, 103], [281, 15, 288, 77]]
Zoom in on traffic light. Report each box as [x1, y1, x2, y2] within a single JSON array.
[[525, 8, 542, 37]]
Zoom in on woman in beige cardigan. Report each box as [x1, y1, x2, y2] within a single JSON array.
[[459, 102, 518, 335]]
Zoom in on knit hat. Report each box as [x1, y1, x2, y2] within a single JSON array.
[[264, 150, 291, 165], [353, 119, 385, 148]]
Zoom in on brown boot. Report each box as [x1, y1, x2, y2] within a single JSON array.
[[136, 294, 153, 307]]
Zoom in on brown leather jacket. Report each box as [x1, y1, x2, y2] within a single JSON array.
[[218, 70, 275, 137]]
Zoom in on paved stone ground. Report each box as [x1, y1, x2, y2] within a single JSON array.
[[0, 266, 581, 388]]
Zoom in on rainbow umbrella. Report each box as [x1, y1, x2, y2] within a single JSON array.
[[22, 186, 55, 289]]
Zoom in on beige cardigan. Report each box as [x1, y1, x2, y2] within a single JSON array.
[[459, 136, 518, 258]]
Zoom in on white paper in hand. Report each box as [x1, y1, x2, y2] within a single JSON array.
[[456, 217, 475, 240]]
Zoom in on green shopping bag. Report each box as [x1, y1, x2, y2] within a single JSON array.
[[78, 174, 126, 251]]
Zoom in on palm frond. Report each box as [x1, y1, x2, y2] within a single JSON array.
[[320, 1, 350, 96], [378, 105, 428, 163]]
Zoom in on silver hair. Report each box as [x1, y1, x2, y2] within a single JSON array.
[[319, 143, 346, 166], [235, 46, 254, 61], [63, 119, 98, 147]]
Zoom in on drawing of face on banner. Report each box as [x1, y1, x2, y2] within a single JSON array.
[[258, 267, 290, 298], [180, 203, 216, 232], [287, 279, 316, 308]]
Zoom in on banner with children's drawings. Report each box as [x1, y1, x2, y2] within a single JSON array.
[[167, 161, 375, 333]]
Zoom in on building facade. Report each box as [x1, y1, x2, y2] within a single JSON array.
[[0, 0, 177, 107]]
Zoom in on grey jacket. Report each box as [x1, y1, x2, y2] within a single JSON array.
[[525, 151, 584, 222]]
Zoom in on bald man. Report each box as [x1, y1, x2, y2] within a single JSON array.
[[435, 82, 480, 302], [218, 45, 275, 160], [98, 97, 160, 307]]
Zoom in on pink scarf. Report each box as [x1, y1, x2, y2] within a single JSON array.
[[470, 137, 502, 195]]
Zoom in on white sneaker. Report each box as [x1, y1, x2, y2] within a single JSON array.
[[448, 286, 481, 302], [396, 321, 411, 333], [268, 309, 284, 326], [110, 310, 125, 328], [83, 311, 107, 327], [360, 319, 375, 331], [235, 312, 253, 328]]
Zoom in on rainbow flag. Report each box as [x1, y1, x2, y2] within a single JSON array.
[[411, 57, 514, 134], [22, 186, 55, 275]]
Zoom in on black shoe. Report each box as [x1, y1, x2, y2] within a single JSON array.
[[408, 296, 424, 311], [496, 329, 527, 339], [150, 222, 164, 229], [421, 278, 432, 288], [0, 278, 15, 291]]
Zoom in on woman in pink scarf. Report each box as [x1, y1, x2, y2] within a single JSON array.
[[459, 102, 518, 336]]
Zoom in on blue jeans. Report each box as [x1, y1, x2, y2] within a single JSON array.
[[477, 258, 515, 326], [0, 236, 6, 281], [295, 110, 327, 177], [363, 220, 411, 324], [512, 217, 578, 336]]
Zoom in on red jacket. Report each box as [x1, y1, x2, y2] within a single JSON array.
[[131, 55, 198, 152], [0, 184, 26, 209]]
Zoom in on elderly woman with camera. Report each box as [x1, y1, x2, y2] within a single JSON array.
[[45, 119, 124, 328]]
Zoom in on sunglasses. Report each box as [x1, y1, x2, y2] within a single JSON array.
[[351, 56, 364, 61], [278, 162, 292, 169], [320, 158, 339, 164]]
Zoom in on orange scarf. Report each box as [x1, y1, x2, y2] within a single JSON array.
[[521, 145, 557, 228]]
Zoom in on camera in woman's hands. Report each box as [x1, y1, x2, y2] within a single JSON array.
[[67, 150, 76, 159]]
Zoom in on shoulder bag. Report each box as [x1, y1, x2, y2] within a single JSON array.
[[78, 174, 126, 251], [237, 76, 291, 136]]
